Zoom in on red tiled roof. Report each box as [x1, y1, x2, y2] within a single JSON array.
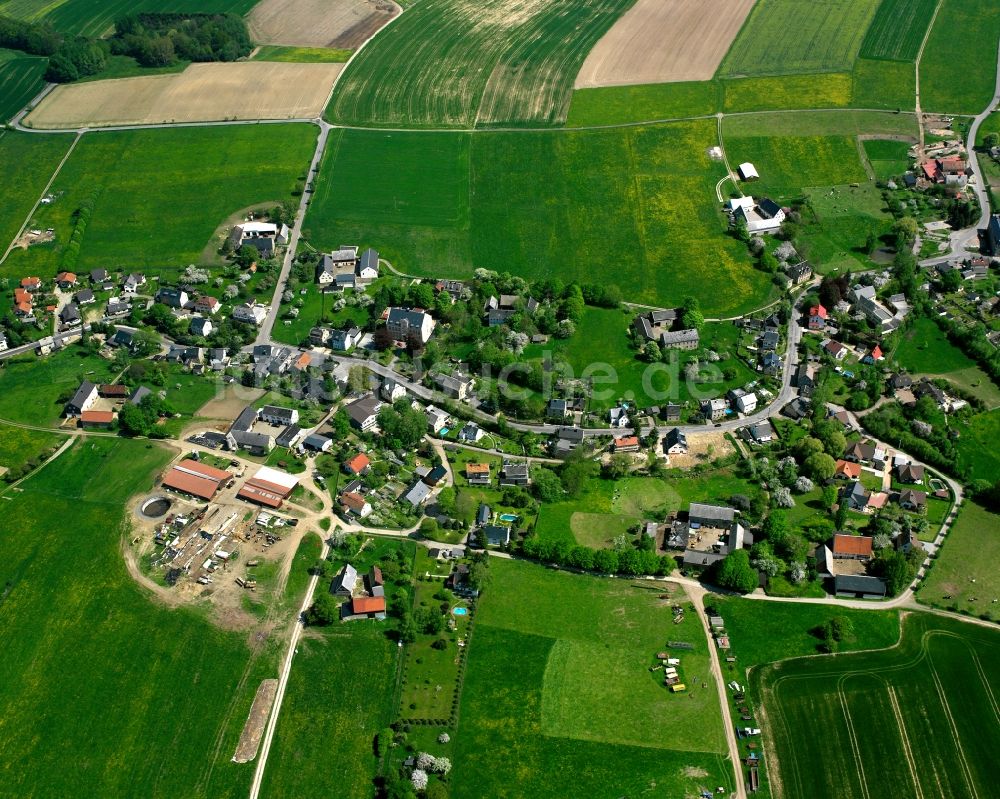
[[20, 277, 40, 288], [80, 410, 114, 424], [163, 470, 221, 500], [176, 459, 231, 481], [352, 596, 386, 614], [809, 304, 828, 318], [14, 288, 31, 305], [835, 459, 861, 479], [99, 384, 129, 397], [341, 491, 368, 511], [466, 463, 490, 475], [345, 453, 370, 474], [56, 271, 77, 283], [871, 345, 883, 359], [832, 534, 873, 557], [237, 484, 283, 508], [614, 435, 640, 449], [244, 476, 294, 498]]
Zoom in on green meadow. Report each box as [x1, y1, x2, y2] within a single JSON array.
[[452, 558, 733, 798], [0, 424, 64, 481], [0, 347, 115, 426], [306, 122, 774, 314], [0, 437, 273, 797], [955, 409, 1000, 483], [252, 45, 352, 63], [920, 0, 1000, 114], [3, 124, 316, 278]]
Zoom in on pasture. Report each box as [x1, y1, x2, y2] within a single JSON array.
[[0, 51, 45, 123], [326, 0, 634, 127], [24, 62, 342, 129], [0, 437, 273, 798], [725, 134, 868, 198], [0, 0, 258, 37], [567, 80, 719, 126], [248, 0, 398, 49], [851, 57, 917, 110], [722, 73, 853, 112], [862, 138, 911, 180], [800, 183, 894, 273], [858, 0, 937, 62], [920, 0, 1000, 114], [3, 124, 315, 277], [0, 424, 64, 483], [0, 347, 115, 426], [575, 0, 755, 87], [719, 0, 881, 77], [306, 121, 774, 313], [452, 558, 733, 797], [920, 502, 1000, 620], [755, 613, 1000, 799], [955, 409, 1000, 483], [0, 130, 73, 259]]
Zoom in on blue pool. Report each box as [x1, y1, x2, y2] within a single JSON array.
[[439, 427, 450, 436], [453, 607, 468, 616], [499, 513, 518, 522]]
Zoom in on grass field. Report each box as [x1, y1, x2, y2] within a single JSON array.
[[726, 135, 868, 199], [955, 409, 1000, 483], [452, 558, 733, 797], [307, 122, 773, 313], [0, 0, 259, 37], [0, 129, 73, 257], [0, 347, 115, 426], [719, 0, 881, 78], [0, 437, 274, 797], [3, 124, 315, 278], [723, 73, 854, 112], [0, 424, 64, 481], [252, 45, 352, 63], [920, 0, 1000, 114], [921, 502, 1000, 619], [799, 182, 894, 272], [567, 80, 719, 126], [863, 138, 911, 180], [859, 0, 937, 61], [851, 57, 917, 110], [326, 0, 634, 127], [755, 613, 1000, 799], [0, 52, 45, 123]]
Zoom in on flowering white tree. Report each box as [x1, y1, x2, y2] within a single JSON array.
[[773, 486, 795, 508], [437, 732, 450, 744], [873, 533, 892, 550], [224, 284, 239, 299], [411, 769, 428, 790], [506, 331, 529, 354], [183, 265, 210, 283], [789, 561, 806, 583], [778, 456, 798, 483], [433, 757, 452, 775], [684, 360, 701, 380], [416, 752, 435, 771], [555, 319, 575, 338], [793, 476, 814, 493], [333, 298, 346, 312], [703, 349, 720, 362], [357, 293, 374, 308]]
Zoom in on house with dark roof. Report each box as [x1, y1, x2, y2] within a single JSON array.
[[834, 574, 887, 598], [896, 462, 925, 484], [346, 395, 382, 431], [484, 524, 511, 547], [840, 480, 870, 511], [688, 503, 736, 527], [551, 426, 585, 458], [663, 427, 687, 454], [303, 433, 333, 452], [743, 421, 775, 445], [385, 307, 435, 344], [499, 460, 529, 486], [476, 503, 491, 527], [898, 489, 927, 511], [331, 564, 359, 595], [65, 381, 98, 417], [59, 303, 81, 326], [75, 289, 95, 306], [985, 214, 1000, 257]]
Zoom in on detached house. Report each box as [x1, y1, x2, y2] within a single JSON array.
[[233, 302, 268, 326], [807, 304, 828, 330], [385, 307, 435, 345], [663, 427, 687, 455], [65, 380, 98, 417]]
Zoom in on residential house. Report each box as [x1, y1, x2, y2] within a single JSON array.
[[122, 273, 145, 294], [190, 317, 213, 337], [547, 398, 572, 420], [730, 389, 757, 415], [329, 327, 361, 351], [385, 307, 435, 345], [831, 533, 873, 560], [499, 460, 529, 487], [331, 564, 359, 595], [232, 302, 268, 326], [108, 328, 139, 353], [259, 405, 299, 426], [157, 287, 189, 309], [341, 491, 372, 518], [425, 405, 449, 433], [302, 433, 332, 453], [844, 440, 876, 464], [795, 363, 815, 396], [663, 427, 687, 455], [899, 489, 927, 512], [551, 426, 585, 458], [484, 525, 511, 547], [914, 379, 947, 408], [702, 398, 728, 421], [807, 304, 828, 330], [835, 459, 861, 480], [985, 214, 1000, 257], [896, 462, 925, 484], [65, 381, 98, 417], [744, 421, 774, 445], [466, 463, 491, 486], [59, 304, 81, 327], [609, 406, 630, 428], [194, 296, 220, 315], [229, 221, 289, 252], [662, 403, 681, 422], [458, 422, 484, 443], [106, 296, 131, 317], [422, 465, 447, 487], [435, 280, 465, 301], [840, 480, 870, 511], [613, 435, 640, 453], [56, 272, 77, 289], [344, 453, 371, 476], [759, 329, 780, 352], [782, 397, 811, 420], [824, 340, 847, 361], [75, 289, 95, 306], [785, 261, 813, 285], [357, 248, 380, 282], [275, 424, 303, 448], [661, 328, 699, 350], [476, 503, 491, 527], [403, 479, 432, 507], [728, 196, 786, 234], [688, 503, 736, 528], [830, 409, 856, 431], [346, 395, 382, 432], [861, 345, 884, 364], [761, 351, 783, 375], [20, 276, 41, 292], [381, 379, 406, 403], [434, 372, 473, 400]]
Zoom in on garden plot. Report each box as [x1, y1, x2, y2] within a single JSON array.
[[575, 0, 756, 87], [248, 0, 399, 49], [24, 62, 342, 129]]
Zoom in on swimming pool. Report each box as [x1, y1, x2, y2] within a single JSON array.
[[499, 513, 518, 522], [452, 607, 468, 616], [439, 428, 450, 436]]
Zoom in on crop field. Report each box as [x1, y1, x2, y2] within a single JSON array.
[[755, 613, 1000, 799], [575, 0, 755, 87], [0, 130, 73, 260], [248, 0, 398, 49], [252, 45, 352, 63], [921, 502, 1000, 620], [724, 109, 918, 139], [0, 437, 274, 798], [307, 121, 773, 313], [3, 124, 315, 278], [0, 52, 45, 123], [719, 0, 881, 78], [851, 57, 918, 110], [452, 558, 733, 797], [858, 0, 937, 62], [567, 80, 719, 126], [25, 62, 342, 129], [326, 0, 634, 127], [920, 0, 1000, 114], [722, 73, 854, 112], [0, 0, 258, 37]]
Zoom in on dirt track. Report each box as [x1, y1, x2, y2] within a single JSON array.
[[575, 0, 756, 88], [248, 0, 399, 48], [24, 62, 343, 129]]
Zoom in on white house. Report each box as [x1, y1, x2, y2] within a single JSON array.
[[386, 307, 435, 345], [233, 302, 268, 326], [728, 196, 785, 234], [426, 405, 449, 433], [734, 391, 757, 415]]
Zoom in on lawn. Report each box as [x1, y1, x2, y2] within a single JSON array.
[[326, 0, 634, 127], [2, 124, 316, 279], [306, 121, 775, 314], [754, 613, 1000, 799], [920, 0, 1000, 114], [920, 501, 1000, 620], [0, 437, 274, 797], [521, 307, 756, 411], [0, 52, 46, 123], [0, 130, 73, 262], [858, 0, 937, 61], [452, 558, 733, 797], [0, 424, 64, 482], [270, 282, 371, 346], [0, 347, 116, 426], [718, 0, 881, 77], [0, 0, 259, 37]]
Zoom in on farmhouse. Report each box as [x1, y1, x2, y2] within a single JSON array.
[[728, 196, 785, 234], [259, 405, 299, 426], [660, 328, 699, 350], [79, 410, 115, 427], [65, 381, 98, 417], [162, 459, 231, 500], [834, 574, 887, 599], [343, 595, 386, 621], [832, 533, 873, 560], [230, 220, 289, 253], [331, 564, 359, 595], [632, 308, 677, 341]]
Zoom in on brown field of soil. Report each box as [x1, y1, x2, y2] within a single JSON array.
[[575, 0, 757, 87], [24, 62, 343, 129], [248, 0, 399, 48]]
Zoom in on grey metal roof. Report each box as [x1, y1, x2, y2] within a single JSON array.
[[834, 574, 886, 596], [688, 503, 736, 524]]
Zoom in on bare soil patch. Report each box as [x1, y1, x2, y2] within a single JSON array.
[[575, 0, 756, 88], [197, 383, 265, 423], [24, 62, 343, 129], [665, 431, 734, 469], [249, 0, 399, 48], [232, 679, 279, 763]]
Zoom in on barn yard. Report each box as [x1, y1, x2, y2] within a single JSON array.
[[575, 0, 756, 87], [23, 62, 342, 129]]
